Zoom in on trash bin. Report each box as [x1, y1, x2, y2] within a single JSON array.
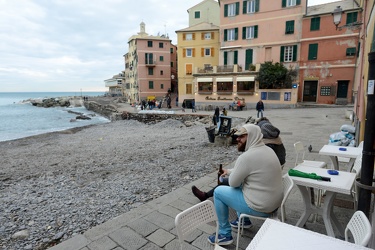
[[205, 126, 216, 143]]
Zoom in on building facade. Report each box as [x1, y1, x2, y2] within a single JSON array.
[[123, 22, 177, 104], [300, 0, 361, 104]]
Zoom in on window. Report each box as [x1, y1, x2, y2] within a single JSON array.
[[161, 84, 164, 89], [204, 32, 212, 40], [159, 55, 164, 61], [186, 48, 193, 57], [186, 64, 192, 75], [149, 81, 154, 89], [217, 82, 233, 92], [310, 17, 320, 31], [282, 0, 301, 7], [185, 33, 193, 40], [245, 49, 253, 69], [346, 47, 356, 56], [237, 81, 255, 92], [204, 48, 211, 56], [243, 0, 259, 14], [285, 20, 294, 34], [186, 84, 193, 94], [308, 43, 318, 60], [346, 12, 358, 25], [280, 45, 297, 62], [159, 42, 163, 48], [198, 82, 213, 92], [145, 53, 154, 64], [224, 51, 238, 65], [147, 41, 153, 47], [148, 68, 153, 75], [160, 70, 163, 75], [242, 25, 258, 39], [170, 48, 174, 53], [224, 2, 239, 17], [195, 11, 200, 19], [224, 28, 238, 41]]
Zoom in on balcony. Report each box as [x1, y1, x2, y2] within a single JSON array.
[[145, 60, 156, 67]]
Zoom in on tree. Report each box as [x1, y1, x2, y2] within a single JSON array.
[[256, 61, 297, 89]]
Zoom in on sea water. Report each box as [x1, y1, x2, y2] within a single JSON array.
[[0, 92, 110, 142]]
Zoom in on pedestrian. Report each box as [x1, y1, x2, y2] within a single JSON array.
[[214, 106, 220, 123], [206, 124, 283, 246], [182, 100, 186, 112], [191, 100, 196, 112], [175, 96, 178, 107], [256, 99, 264, 118]]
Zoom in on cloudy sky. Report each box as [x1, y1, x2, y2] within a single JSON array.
[[0, 0, 338, 93]]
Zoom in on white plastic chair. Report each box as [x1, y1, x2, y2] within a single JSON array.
[[294, 141, 327, 168], [175, 200, 226, 250], [235, 175, 294, 250], [350, 154, 363, 209], [345, 210, 372, 246]]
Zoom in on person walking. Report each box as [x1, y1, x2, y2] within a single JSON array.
[[256, 99, 264, 118], [207, 124, 283, 245], [191, 100, 196, 112], [175, 96, 178, 107]]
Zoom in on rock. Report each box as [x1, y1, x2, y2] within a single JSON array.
[[11, 229, 29, 239]]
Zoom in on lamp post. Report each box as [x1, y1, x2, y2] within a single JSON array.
[[331, 6, 362, 31], [171, 74, 175, 93]]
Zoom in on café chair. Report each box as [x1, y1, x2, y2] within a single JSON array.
[[345, 210, 372, 246], [350, 154, 363, 209], [235, 175, 294, 250], [175, 200, 226, 250]]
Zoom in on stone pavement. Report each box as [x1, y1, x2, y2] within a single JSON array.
[[50, 104, 359, 250]]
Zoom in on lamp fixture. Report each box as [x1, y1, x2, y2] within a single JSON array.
[[332, 6, 362, 31]]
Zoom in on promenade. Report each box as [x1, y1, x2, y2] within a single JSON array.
[[50, 103, 358, 250]]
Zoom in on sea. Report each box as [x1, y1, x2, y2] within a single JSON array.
[[0, 92, 111, 142]]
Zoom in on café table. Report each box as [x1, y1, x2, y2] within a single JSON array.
[[319, 145, 362, 171], [289, 165, 356, 238], [246, 219, 371, 250]]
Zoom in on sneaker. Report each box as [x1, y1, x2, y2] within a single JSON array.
[[230, 218, 253, 229], [208, 234, 233, 245], [191, 185, 207, 202]]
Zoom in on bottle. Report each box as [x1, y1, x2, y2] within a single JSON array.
[[218, 164, 224, 185]]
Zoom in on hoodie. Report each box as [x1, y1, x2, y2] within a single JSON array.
[[228, 124, 283, 213]]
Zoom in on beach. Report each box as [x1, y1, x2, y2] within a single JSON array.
[[0, 117, 240, 249]]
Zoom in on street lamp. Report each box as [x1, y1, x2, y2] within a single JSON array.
[[171, 74, 175, 93], [332, 6, 362, 30]]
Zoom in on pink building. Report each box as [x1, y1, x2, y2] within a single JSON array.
[[299, 0, 361, 104]]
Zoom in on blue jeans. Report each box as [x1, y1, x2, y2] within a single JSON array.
[[214, 186, 270, 237], [257, 109, 263, 118]]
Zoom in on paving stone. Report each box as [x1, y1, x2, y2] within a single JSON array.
[[143, 211, 175, 231], [87, 236, 118, 250], [169, 199, 194, 211], [146, 229, 175, 247], [138, 242, 163, 250], [109, 226, 147, 250], [126, 218, 158, 237], [165, 239, 200, 250], [49, 235, 90, 250], [158, 205, 182, 218]]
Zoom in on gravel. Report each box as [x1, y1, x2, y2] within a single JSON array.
[[0, 118, 241, 250]]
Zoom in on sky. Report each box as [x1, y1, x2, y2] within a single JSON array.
[[0, 0, 338, 93]]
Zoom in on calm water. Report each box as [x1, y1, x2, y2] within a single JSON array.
[[0, 92, 110, 142]]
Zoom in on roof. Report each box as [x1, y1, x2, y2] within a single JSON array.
[[306, 0, 361, 16], [175, 22, 219, 33], [187, 0, 218, 13]]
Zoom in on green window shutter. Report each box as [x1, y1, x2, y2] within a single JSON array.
[[243, 1, 247, 14], [286, 20, 294, 34], [346, 48, 356, 56], [296, 0, 301, 5], [224, 4, 228, 17], [245, 49, 253, 68], [280, 46, 285, 62], [310, 17, 320, 31], [255, 0, 259, 12], [234, 51, 238, 64], [224, 29, 228, 41], [357, 42, 361, 57], [236, 2, 240, 15], [224, 51, 228, 65], [235, 28, 239, 40], [149, 81, 154, 89], [282, 0, 286, 8], [293, 45, 297, 61], [254, 25, 258, 38], [308, 44, 318, 60], [346, 12, 358, 24], [242, 27, 246, 39]]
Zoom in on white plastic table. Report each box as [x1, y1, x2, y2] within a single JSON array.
[[319, 145, 362, 171], [246, 219, 371, 250], [290, 165, 356, 237]]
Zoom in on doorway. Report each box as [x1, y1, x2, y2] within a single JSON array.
[[337, 80, 349, 98], [303, 81, 318, 102]]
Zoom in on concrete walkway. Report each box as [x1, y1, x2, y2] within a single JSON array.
[[50, 104, 358, 250]]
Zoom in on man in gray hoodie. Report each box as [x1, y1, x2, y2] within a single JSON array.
[[208, 124, 283, 246]]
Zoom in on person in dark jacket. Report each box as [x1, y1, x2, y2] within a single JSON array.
[[256, 100, 264, 118]]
